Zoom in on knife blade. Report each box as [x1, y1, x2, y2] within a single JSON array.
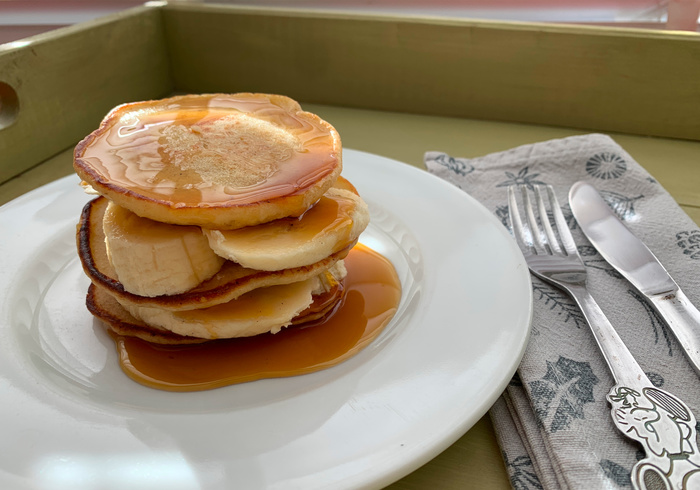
[[569, 181, 700, 376]]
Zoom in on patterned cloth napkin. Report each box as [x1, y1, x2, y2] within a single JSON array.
[[424, 134, 700, 489]]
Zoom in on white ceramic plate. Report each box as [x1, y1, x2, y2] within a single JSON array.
[[0, 149, 531, 490]]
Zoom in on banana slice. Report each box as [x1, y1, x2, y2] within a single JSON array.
[[103, 202, 225, 297], [204, 182, 369, 271], [120, 265, 346, 340], [122, 277, 318, 339]]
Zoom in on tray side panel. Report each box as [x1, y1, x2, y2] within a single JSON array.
[[0, 6, 172, 184], [162, 5, 700, 142]]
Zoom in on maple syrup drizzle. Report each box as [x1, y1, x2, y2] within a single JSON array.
[[77, 94, 340, 206], [112, 244, 401, 391]]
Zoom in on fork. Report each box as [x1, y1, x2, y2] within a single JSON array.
[[508, 184, 700, 490]]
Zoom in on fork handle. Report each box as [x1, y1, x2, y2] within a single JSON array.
[[567, 284, 651, 389]]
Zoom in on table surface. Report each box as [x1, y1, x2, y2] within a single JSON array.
[[1, 103, 698, 489]]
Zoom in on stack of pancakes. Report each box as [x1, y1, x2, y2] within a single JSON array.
[[74, 93, 369, 344]]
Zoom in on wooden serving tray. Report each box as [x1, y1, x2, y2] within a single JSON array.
[[0, 5, 698, 489]]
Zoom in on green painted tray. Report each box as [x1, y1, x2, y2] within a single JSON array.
[[0, 6, 698, 489]]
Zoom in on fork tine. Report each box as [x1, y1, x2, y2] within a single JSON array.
[[520, 186, 547, 254], [544, 185, 578, 256], [507, 186, 533, 254], [533, 185, 562, 255]]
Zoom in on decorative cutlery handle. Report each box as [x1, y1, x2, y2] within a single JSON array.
[[607, 384, 700, 489], [568, 285, 700, 489], [649, 288, 700, 377]]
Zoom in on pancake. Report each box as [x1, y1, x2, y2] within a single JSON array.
[[73, 93, 342, 230]]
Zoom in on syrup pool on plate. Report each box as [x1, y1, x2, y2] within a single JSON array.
[[111, 244, 401, 391]]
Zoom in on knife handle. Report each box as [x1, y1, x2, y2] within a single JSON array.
[[649, 288, 700, 377]]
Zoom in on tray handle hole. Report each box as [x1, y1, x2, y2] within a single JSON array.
[[0, 82, 20, 130]]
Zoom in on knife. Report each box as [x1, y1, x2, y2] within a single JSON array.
[[569, 181, 700, 376]]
